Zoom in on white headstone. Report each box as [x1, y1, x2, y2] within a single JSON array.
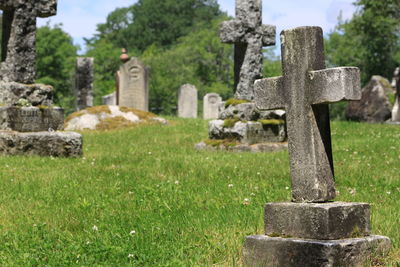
[[178, 84, 198, 118], [203, 93, 222, 119], [102, 92, 116, 105]]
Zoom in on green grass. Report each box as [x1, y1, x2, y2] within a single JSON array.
[[0, 118, 399, 266]]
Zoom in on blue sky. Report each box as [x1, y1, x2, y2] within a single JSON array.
[[38, 0, 357, 53]]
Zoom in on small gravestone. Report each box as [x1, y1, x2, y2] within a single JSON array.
[[102, 92, 116, 106], [346, 76, 393, 123], [116, 50, 149, 111], [203, 93, 222, 119], [0, 0, 82, 157], [200, 0, 287, 152], [391, 67, 400, 122], [75, 57, 94, 111], [178, 84, 198, 118], [243, 26, 390, 267]]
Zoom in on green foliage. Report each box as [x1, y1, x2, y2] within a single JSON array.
[[36, 24, 78, 114], [263, 47, 282, 77], [90, 0, 222, 53], [325, 0, 400, 84], [141, 17, 234, 114], [0, 120, 399, 265]]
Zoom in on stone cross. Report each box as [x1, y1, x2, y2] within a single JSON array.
[[220, 0, 276, 101], [391, 67, 400, 121], [255, 27, 361, 202], [75, 57, 94, 111], [0, 0, 57, 84]]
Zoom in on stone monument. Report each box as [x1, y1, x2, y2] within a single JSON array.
[[391, 67, 400, 122], [116, 49, 149, 111], [243, 26, 390, 266], [75, 57, 94, 111], [178, 84, 198, 118], [203, 93, 222, 119], [199, 0, 287, 152], [0, 0, 82, 157], [102, 92, 116, 106]]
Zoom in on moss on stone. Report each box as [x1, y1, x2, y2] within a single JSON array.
[[258, 119, 285, 125], [224, 98, 250, 108], [119, 106, 156, 120], [204, 139, 239, 147], [223, 118, 240, 128]]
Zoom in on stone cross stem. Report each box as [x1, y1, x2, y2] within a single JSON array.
[[0, 0, 57, 84], [220, 0, 275, 101], [255, 27, 361, 202]]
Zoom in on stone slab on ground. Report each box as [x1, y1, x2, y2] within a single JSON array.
[[195, 141, 287, 153], [243, 235, 391, 267], [265, 202, 370, 240], [0, 106, 64, 132], [0, 131, 82, 157]]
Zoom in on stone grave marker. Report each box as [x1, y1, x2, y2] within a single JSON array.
[[0, 0, 82, 157], [116, 50, 149, 111], [102, 92, 116, 106], [203, 93, 222, 119], [75, 57, 94, 110], [220, 0, 275, 100], [391, 67, 400, 122], [244, 26, 390, 266], [198, 0, 287, 152], [178, 84, 198, 118]]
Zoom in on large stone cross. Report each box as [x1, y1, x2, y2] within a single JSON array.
[[0, 0, 57, 84], [255, 27, 361, 202], [220, 0, 275, 101]]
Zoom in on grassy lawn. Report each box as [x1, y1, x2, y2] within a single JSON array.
[[0, 118, 399, 266]]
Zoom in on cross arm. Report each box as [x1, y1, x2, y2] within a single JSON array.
[[260, 24, 276, 46], [220, 19, 245, 43], [254, 76, 285, 110], [309, 67, 361, 105]]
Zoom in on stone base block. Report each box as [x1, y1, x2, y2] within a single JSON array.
[[244, 235, 391, 267], [0, 106, 64, 132], [0, 131, 82, 157], [265, 202, 370, 240], [195, 141, 287, 153], [208, 120, 286, 144]]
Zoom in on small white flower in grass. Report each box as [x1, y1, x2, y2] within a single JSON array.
[[92, 225, 98, 231], [130, 230, 136, 236], [128, 191, 134, 195], [148, 152, 152, 155], [228, 184, 234, 188], [250, 193, 256, 196], [386, 191, 391, 195], [285, 186, 289, 190], [257, 172, 261, 175], [349, 188, 356, 196], [128, 254, 134, 258], [254, 186, 259, 190], [243, 198, 250, 205], [174, 180, 179, 185]]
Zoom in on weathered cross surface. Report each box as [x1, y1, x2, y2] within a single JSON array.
[[220, 0, 275, 101], [0, 0, 57, 84], [255, 27, 361, 202]]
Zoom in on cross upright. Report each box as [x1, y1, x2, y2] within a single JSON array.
[[255, 27, 361, 202], [220, 0, 276, 101], [0, 0, 57, 84]]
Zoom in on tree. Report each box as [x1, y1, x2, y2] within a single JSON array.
[[88, 0, 222, 53], [36, 24, 78, 114], [325, 0, 400, 84]]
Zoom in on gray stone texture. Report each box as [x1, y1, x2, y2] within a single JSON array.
[[203, 93, 222, 119], [391, 67, 400, 122], [219, 102, 285, 121], [117, 57, 149, 111], [208, 119, 286, 144], [0, 106, 64, 132], [102, 92, 117, 105], [264, 202, 370, 240], [243, 235, 391, 267], [178, 84, 198, 118], [254, 27, 361, 202], [195, 141, 287, 153], [0, 0, 57, 84], [346, 75, 393, 123], [0, 131, 82, 157], [75, 57, 94, 111], [220, 0, 275, 100], [0, 81, 53, 106]]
